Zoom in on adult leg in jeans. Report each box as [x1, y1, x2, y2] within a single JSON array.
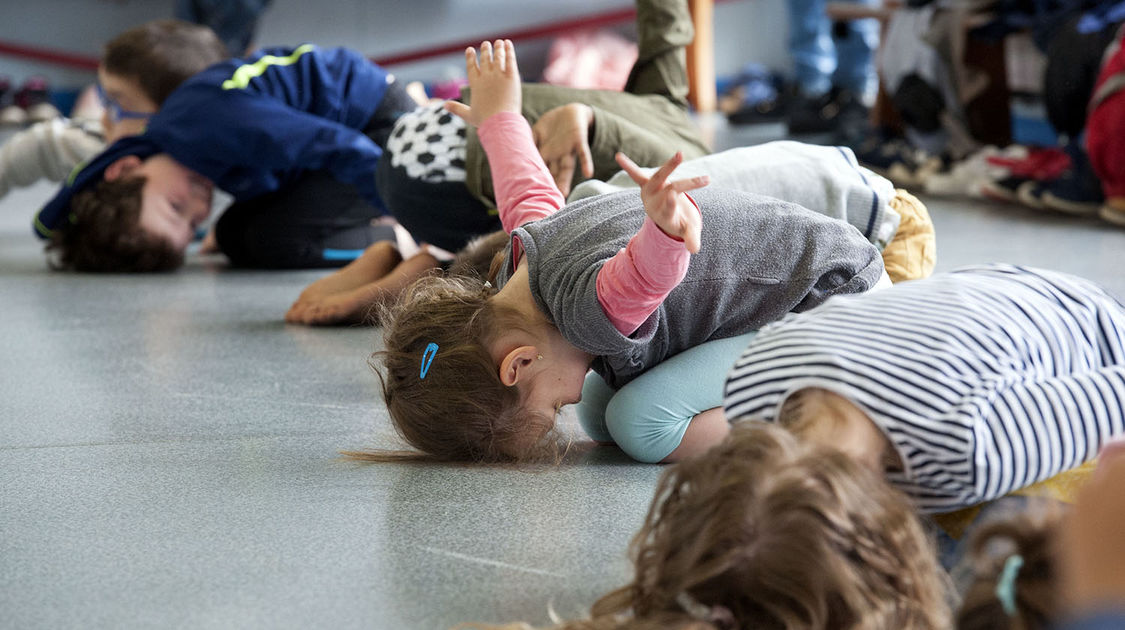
[[832, 0, 880, 103], [624, 0, 695, 105], [787, 0, 836, 99], [786, 0, 878, 134]]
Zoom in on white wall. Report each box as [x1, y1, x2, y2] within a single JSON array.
[[0, 0, 792, 91]]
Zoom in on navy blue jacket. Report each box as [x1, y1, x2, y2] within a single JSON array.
[[36, 44, 392, 238]]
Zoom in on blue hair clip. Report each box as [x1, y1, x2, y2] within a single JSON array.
[[995, 554, 1024, 616], [420, 342, 439, 379]]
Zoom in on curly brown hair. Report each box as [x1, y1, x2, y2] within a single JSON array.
[[46, 176, 184, 272], [347, 274, 559, 463], [588, 421, 951, 629], [103, 20, 229, 105]]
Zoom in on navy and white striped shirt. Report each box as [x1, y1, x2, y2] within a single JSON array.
[[724, 265, 1125, 513]]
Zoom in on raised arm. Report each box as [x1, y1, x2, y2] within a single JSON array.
[[596, 151, 709, 335], [445, 40, 563, 233]]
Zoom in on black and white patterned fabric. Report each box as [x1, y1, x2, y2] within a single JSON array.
[[386, 102, 467, 183]]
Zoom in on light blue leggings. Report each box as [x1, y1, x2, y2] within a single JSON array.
[[575, 332, 758, 463]]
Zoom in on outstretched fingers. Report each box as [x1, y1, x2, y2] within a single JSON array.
[[615, 151, 708, 194], [644, 151, 685, 191], [669, 174, 710, 194], [480, 39, 518, 76], [464, 46, 480, 78], [503, 39, 518, 75], [614, 151, 649, 186]]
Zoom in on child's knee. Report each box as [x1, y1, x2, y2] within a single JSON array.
[[605, 388, 691, 463]]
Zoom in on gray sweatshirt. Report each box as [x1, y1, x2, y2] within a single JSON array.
[[496, 186, 885, 389], [568, 141, 900, 250]]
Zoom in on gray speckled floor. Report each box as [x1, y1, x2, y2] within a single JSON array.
[[2, 118, 1124, 630]]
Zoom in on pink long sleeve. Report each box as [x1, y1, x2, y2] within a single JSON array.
[[476, 111, 565, 234], [596, 198, 696, 336], [478, 111, 692, 335]]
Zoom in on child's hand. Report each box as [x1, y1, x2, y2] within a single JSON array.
[[1060, 442, 1125, 614], [532, 103, 595, 196], [615, 151, 709, 253], [444, 39, 521, 128]]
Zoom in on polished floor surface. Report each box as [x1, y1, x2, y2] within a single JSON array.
[[2, 119, 1123, 629]]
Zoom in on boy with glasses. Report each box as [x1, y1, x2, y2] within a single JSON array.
[[0, 20, 226, 202]]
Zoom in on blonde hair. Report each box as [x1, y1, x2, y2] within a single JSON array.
[[956, 507, 1061, 630], [350, 274, 557, 462], [586, 421, 951, 629]]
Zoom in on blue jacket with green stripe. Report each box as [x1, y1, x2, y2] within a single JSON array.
[[35, 44, 393, 238]]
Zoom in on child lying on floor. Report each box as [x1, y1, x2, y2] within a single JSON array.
[[725, 264, 1125, 512], [1, 20, 228, 202], [357, 40, 885, 463], [35, 43, 419, 272], [286, 0, 710, 326], [284, 139, 935, 326]]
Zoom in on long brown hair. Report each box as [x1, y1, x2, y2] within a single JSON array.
[[348, 274, 558, 463], [590, 421, 951, 629]]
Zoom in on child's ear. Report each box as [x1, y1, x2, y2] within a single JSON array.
[[498, 345, 540, 387], [104, 155, 143, 181]]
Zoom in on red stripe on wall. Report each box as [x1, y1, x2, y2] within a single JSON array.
[[0, 0, 736, 72]]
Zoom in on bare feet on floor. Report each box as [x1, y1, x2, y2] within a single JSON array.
[[286, 241, 402, 326]]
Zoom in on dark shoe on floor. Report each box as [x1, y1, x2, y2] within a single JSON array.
[[787, 87, 868, 135], [720, 64, 788, 125], [1040, 155, 1106, 216], [851, 131, 937, 188], [1042, 187, 1105, 216], [1100, 202, 1125, 227], [724, 89, 788, 124], [1016, 180, 1048, 210], [980, 175, 1032, 203]]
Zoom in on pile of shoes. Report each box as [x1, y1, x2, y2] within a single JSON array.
[[977, 142, 1105, 217], [923, 145, 1025, 198], [0, 76, 62, 127], [718, 63, 789, 125], [720, 63, 870, 143], [850, 129, 943, 189]]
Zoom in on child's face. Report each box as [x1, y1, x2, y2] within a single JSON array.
[[97, 67, 159, 143], [519, 350, 590, 432], [131, 155, 215, 253]]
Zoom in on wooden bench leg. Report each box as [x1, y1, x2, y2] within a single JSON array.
[[686, 0, 716, 112]]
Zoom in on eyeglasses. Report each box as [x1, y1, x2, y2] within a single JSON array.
[[95, 83, 154, 123]]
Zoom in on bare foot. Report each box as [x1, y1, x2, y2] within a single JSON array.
[[286, 248, 442, 326], [293, 285, 386, 326], [286, 241, 401, 324]]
